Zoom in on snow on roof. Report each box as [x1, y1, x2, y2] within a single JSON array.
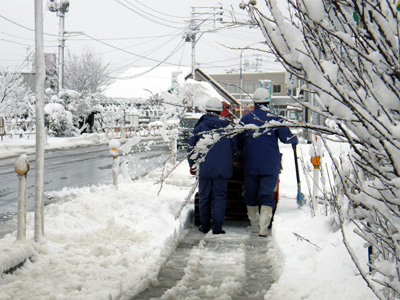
[[104, 66, 191, 99], [181, 112, 203, 119]]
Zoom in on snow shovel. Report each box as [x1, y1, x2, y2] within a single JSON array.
[[292, 144, 305, 207]]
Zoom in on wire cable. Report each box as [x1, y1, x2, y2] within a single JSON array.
[[122, 0, 185, 24], [0, 37, 31, 47], [135, 0, 188, 19], [82, 32, 184, 66], [108, 31, 185, 72], [114, 0, 185, 29], [178, 42, 186, 67], [0, 14, 58, 37], [0, 30, 34, 41], [111, 39, 186, 80], [66, 33, 180, 42], [86, 29, 185, 56]]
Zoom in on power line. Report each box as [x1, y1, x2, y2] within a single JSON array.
[[82, 32, 184, 67], [0, 14, 58, 37], [123, 0, 185, 24], [110, 39, 186, 80], [135, 0, 188, 19], [66, 33, 180, 42], [114, 0, 185, 29], [0, 37, 31, 47], [0, 31, 33, 41], [108, 30, 185, 72], [68, 28, 184, 56]]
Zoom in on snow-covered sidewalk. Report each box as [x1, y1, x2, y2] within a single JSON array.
[[0, 141, 377, 299], [0, 162, 195, 300]]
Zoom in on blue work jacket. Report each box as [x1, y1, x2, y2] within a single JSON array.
[[238, 105, 298, 175], [187, 113, 236, 179]]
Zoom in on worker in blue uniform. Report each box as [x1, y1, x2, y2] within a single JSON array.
[[188, 97, 236, 234], [238, 87, 298, 237]]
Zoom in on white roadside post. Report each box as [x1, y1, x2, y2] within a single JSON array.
[[109, 139, 120, 189], [310, 134, 323, 216], [311, 155, 321, 215], [170, 128, 179, 165], [14, 154, 30, 240]]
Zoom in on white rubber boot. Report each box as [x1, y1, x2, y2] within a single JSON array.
[[246, 205, 259, 233], [259, 206, 273, 237]]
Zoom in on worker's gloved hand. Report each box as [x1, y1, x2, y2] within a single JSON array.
[[190, 166, 196, 175]]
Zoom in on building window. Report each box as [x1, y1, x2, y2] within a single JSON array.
[[244, 83, 254, 94], [287, 87, 297, 96], [273, 85, 281, 94]]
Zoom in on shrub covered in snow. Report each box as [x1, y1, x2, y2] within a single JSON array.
[[44, 103, 75, 137]]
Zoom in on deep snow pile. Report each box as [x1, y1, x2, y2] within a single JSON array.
[[0, 141, 377, 300]]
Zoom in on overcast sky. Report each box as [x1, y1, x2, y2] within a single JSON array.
[[0, 0, 282, 78]]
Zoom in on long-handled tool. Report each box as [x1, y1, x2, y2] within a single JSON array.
[[175, 177, 199, 220], [293, 144, 306, 207]]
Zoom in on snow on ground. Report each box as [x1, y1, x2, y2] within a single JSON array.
[[0, 133, 110, 159], [0, 136, 377, 299]]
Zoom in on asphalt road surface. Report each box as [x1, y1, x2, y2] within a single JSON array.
[[0, 139, 180, 236]]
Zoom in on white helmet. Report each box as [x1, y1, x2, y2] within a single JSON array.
[[205, 97, 223, 112], [253, 88, 271, 103]]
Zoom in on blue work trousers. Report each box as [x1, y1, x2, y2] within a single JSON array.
[[244, 174, 278, 209], [198, 178, 228, 232]]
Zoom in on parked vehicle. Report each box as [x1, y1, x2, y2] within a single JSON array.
[[177, 113, 202, 149]]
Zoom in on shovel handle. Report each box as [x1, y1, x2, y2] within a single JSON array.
[[292, 144, 300, 185]]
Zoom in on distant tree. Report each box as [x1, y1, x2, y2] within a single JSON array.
[[63, 49, 113, 94], [238, 1, 400, 299], [0, 68, 33, 119]]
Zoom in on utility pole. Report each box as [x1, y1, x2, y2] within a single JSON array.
[[48, 0, 69, 91], [185, 6, 224, 82], [184, 6, 223, 109], [190, 7, 197, 81], [34, 0, 46, 242], [239, 42, 263, 118]]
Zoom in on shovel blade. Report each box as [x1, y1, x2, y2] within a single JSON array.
[[296, 187, 306, 207]]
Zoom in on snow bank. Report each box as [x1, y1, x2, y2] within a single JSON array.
[[0, 239, 34, 274], [267, 200, 375, 300], [265, 143, 376, 300], [0, 161, 195, 300]]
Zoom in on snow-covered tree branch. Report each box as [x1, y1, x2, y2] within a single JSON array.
[[238, 0, 400, 298]]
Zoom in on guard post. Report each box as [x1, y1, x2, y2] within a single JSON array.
[[14, 154, 30, 240], [0, 115, 6, 141], [170, 128, 179, 165], [109, 139, 120, 189], [311, 155, 321, 215]]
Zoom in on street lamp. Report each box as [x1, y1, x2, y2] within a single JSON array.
[[48, 0, 70, 91]]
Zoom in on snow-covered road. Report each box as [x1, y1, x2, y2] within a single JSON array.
[[132, 219, 277, 300]]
